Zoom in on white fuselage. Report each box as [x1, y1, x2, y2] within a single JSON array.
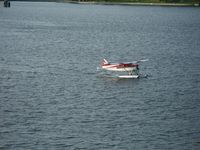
[[101, 64, 137, 72]]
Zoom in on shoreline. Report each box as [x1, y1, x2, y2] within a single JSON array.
[[65, 1, 199, 7]]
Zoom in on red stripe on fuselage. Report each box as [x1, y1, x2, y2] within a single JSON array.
[[102, 63, 138, 68]]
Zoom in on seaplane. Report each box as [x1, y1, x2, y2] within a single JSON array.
[[100, 58, 148, 79]]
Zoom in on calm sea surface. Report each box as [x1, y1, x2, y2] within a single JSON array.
[[0, 2, 200, 149]]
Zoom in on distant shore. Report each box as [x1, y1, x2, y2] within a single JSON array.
[[65, 1, 199, 7]]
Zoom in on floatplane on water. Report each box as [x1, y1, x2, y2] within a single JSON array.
[[100, 58, 148, 79]]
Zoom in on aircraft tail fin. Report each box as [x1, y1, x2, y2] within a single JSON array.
[[101, 59, 109, 66]]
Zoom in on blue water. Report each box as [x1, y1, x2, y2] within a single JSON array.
[[0, 2, 200, 149]]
